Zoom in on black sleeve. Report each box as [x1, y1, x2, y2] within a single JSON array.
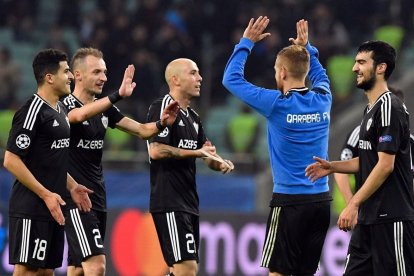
[[339, 126, 360, 160], [376, 104, 403, 154], [6, 107, 38, 158], [196, 119, 207, 149], [104, 104, 125, 128]]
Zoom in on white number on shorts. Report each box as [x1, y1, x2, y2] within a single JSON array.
[[92, 229, 103, 248], [186, 233, 196, 253], [32, 239, 47, 261]]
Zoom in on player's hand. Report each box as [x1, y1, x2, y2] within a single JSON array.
[[305, 156, 332, 182], [198, 141, 216, 158], [337, 203, 358, 232], [43, 192, 66, 225], [220, 159, 235, 174], [118, 65, 137, 98], [289, 19, 308, 46], [243, 16, 271, 43], [70, 184, 93, 212], [161, 101, 180, 127]]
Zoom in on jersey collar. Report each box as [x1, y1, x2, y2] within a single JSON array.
[[286, 87, 309, 95]]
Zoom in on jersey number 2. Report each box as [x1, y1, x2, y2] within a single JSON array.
[[186, 233, 196, 253], [93, 229, 104, 248]]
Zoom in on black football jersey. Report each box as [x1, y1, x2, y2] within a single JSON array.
[[339, 125, 362, 189], [7, 94, 70, 220], [147, 94, 207, 215], [61, 94, 124, 211], [357, 91, 414, 224]]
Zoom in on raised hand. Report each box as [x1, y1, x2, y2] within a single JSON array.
[[70, 184, 93, 212], [289, 19, 308, 46], [44, 192, 66, 225], [243, 16, 271, 43], [119, 65, 137, 98], [161, 101, 180, 127], [305, 156, 332, 182]]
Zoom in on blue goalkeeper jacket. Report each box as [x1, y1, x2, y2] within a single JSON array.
[[223, 38, 331, 194]]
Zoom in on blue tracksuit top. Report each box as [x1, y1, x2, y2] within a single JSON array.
[[222, 38, 331, 194]]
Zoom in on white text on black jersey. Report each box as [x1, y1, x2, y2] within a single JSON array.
[[77, 139, 104, 149], [51, 138, 70, 149], [178, 139, 198, 149]]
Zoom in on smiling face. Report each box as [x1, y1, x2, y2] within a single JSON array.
[[75, 55, 107, 95], [51, 61, 74, 96], [352, 51, 377, 91]]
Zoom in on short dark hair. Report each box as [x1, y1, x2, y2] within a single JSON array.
[[357, 40, 396, 80], [32, 49, 68, 85]]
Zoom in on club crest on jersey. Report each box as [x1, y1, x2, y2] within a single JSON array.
[[101, 116, 108, 129], [366, 118, 373, 131], [193, 122, 199, 134], [158, 127, 169, 137], [16, 134, 30, 149]]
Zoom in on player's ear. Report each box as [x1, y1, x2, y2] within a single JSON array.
[[376, 62, 387, 76], [74, 69, 82, 81], [172, 75, 180, 86], [45, 73, 54, 84]]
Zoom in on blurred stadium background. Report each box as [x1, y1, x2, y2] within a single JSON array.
[[0, 0, 414, 275]]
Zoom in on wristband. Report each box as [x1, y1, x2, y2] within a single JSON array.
[[156, 120, 166, 131], [108, 90, 122, 104]]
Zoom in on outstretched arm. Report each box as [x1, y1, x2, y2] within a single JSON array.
[[115, 101, 179, 139], [222, 16, 277, 118], [293, 20, 330, 94], [148, 142, 217, 160], [201, 141, 234, 174], [305, 156, 359, 182], [68, 65, 137, 123]]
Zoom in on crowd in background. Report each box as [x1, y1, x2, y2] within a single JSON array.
[[1, 0, 414, 169]]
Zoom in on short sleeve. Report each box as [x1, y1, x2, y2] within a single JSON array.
[[376, 104, 402, 154], [147, 101, 171, 145], [196, 119, 207, 149], [339, 126, 360, 160], [6, 107, 38, 157], [104, 105, 124, 128]]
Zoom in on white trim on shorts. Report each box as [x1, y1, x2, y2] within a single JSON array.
[[394, 221, 406, 276], [70, 208, 92, 258], [20, 218, 31, 263], [261, 207, 281, 267], [166, 212, 181, 262]]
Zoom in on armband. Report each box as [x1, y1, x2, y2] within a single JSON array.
[[108, 90, 122, 104], [156, 120, 166, 131]]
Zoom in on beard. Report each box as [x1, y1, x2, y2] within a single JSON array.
[[356, 72, 376, 91]]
